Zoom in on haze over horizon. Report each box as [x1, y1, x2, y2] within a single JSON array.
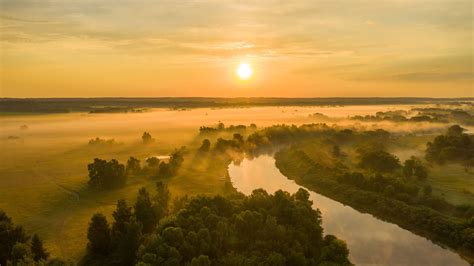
[[1, 0, 473, 98]]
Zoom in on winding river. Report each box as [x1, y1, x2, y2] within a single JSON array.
[[228, 155, 468, 266]]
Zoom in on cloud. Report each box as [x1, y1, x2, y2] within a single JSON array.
[[392, 72, 474, 82]]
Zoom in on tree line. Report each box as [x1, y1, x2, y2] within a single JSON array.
[[87, 147, 185, 190], [0, 210, 52, 265], [83, 184, 352, 265]]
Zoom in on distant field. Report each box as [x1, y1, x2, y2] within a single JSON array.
[[1, 97, 472, 113]]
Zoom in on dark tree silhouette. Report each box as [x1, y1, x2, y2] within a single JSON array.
[[113, 217, 142, 265], [31, 234, 49, 262], [146, 157, 160, 168], [112, 199, 133, 237], [199, 139, 211, 152], [403, 157, 428, 179], [87, 213, 111, 255], [88, 158, 126, 189], [142, 132, 154, 144], [134, 187, 157, 233], [0, 210, 29, 265], [358, 150, 400, 173], [426, 125, 473, 165], [126, 156, 141, 175], [153, 182, 171, 221]]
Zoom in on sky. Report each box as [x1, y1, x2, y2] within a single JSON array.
[[0, 0, 473, 98]]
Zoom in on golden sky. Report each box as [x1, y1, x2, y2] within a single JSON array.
[[0, 0, 473, 97]]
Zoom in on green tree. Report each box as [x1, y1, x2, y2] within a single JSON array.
[[11, 242, 32, 264], [0, 210, 29, 265], [358, 150, 400, 173], [426, 125, 473, 164], [403, 157, 428, 179], [320, 235, 351, 265], [87, 213, 111, 255], [146, 157, 160, 168], [126, 157, 141, 175], [112, 200, 133, 237], [158, 161, 171, 177], [423, 185, 432, 196], [134, 187, 157, 233], [88, 158, 126, 189], [113, 217, 143, 265], [31, 234, 49, 262], [153, 182, 171, 220], [199, 139, 211, 152]]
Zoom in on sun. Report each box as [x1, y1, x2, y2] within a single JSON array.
[[236, 63, 253, 80]]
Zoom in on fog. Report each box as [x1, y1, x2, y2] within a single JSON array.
[[0, 105, 455, 149]]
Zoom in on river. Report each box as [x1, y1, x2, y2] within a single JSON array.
[[228, 155, 468, 266]]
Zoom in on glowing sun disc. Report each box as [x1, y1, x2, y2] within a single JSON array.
[[236, 63, 253, 80]]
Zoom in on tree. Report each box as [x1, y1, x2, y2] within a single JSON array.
[[426, 125, 473, 164], [88, 158, 126, 189], [126, 157, 141, 175], [87, 213, 111, 255], [113, 217, 142, 265], [153, 182, 171, 221], [423, 185, 432, 196], [358, 150, 400, 173], [403, 157, 428, 179], [134, 187, 157, 233], [169, 148, 185, 169], [31, 234, 49, 262], [233, 133, 244, 144], [0, 210, 29, 265], [112, 200, 133, 237], [135, 189, 350, 265], [447, 125, 464, 136], [320, 235, 351, 265], [11, 242, 32, 264], [158, 161, 172, 177], [199, 139, 211, 152], [142, 132, 154, 144], [146, 157, 160, 168]]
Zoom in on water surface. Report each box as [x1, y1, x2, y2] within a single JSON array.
[[228, 155, 467, 266]]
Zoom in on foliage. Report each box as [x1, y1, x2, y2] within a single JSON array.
[[136, 189, 352, 265], [146, 157, 160, 168], [403, 157, 428, 179], [88, 158, 126, 189], [142, 132, 155, 144], [198, 139, 211, 152], [83, 185, 351, 265], [126, 157, 141, 175], [153, 182, 171, 221], [275, 146, 474, 260], [134, 188, 157, 234], [0, 210, 29, 265], [357, 149, 401, 173], [88, 137, 116, 146], [426, 125, 474, 165], [155, 147, 186, 178], [0, 210, 55, 265], [31, 234, 49, 262], [87, 213, 111, 255]]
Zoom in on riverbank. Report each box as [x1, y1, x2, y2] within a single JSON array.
[[273, 148, 474, 264]]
